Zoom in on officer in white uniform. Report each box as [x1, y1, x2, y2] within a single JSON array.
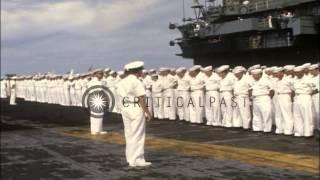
[[189, 66, 205, 124], [86, 70, 108, 135], [292, 66, 316, 137], [117, 61, 152, 167], [203, 66, 221, 126], [232, 66, 252, 129], [176, 67, 191, 122], [216, 65, 235, 127], [250, 69, 274, 132]]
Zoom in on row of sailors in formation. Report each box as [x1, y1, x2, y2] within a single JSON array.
[[1, 63, 319, 137]]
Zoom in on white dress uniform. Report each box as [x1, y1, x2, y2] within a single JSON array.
[[117, 71, 148, 166], [143, 75, 153, 114], [176, 71, 191, 122], [63, 79, 71, 106], [1, 80, 8, 98], [75, 78, 83, 106], [87, 77, 106, 134], [310, 74, 319, 130], [293, 75, 315, 137], [161, 74, 177, 120], [274, 74, 294, 135], [204, 72, 221, 126], [9, 79, 17, 105], [106, 75, 118, 113], [151, 77, 163, 119], [233, 73, 251, 129], [189, 72, 205, 124], [251, 72, 273, 132], [219, 72, 235, 127]]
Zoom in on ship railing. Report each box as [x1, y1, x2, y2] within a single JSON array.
[[247, 0, 315, 13]]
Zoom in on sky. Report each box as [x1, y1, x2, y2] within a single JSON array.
[[1, 0, 199, 75]]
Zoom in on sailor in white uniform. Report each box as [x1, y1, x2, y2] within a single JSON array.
[[176, 67, 191, 122], [250, 69, 274, 132], [216, 65, 235, 127], [9, 76, 17, 105], [309, 64, 319, 130], [151, 73, 163, 119], [203, 66, 221, 126], [292, 66, 316, 137], [1, 78, 8, 99], [232, 66, 252, 129], [160, 68, 177, 120], [117, 61, 152, 167], [273, 67, 294, 135], [189, 65, 205, 124]]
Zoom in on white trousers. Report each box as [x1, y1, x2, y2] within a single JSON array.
[[189, 90, 204, 124], [9, 90, 16, 105], [90, 115, 103, 134], [293, 95, 314, 137], [163, 89, 176, 120], [121, 106, 146, 165], [312, 93, 319, 130], [233, 95, 251, 129], [252, 96, 272, 132], [205, 91, 220, 126], [146, 90, 153, 115], [220, 92, 233, 127], [152, 93, 163, 119], [277, 94, 294, 135], [176, 91, 190, 121]]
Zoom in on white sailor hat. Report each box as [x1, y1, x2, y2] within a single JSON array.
[[294, 65, 305, 72], [118, 71, 125, 76], [232, 66, 246, 74], [149, 69, 156, 73], [68, 75, 74, 80], [216, 65, 230, 73], [283, 65, 295, 71], [251, 69, 263, 75], [273, 67, 284, 73], [190, 66, 201, 72], [110, 70, 116, 74], [250, 64, 261, 71], [142, 69, 147, 73], [261, 65, 267, 69], [309, 64, 319, 70], [176, 67, 186, 73], [170, 68, 176, 72], [104, 68, 111, 72], [202, 66, 213, 72], [302, 63, 311, 69], [159, 67, 169, 72], [124, 61, 144, 71], [151, 73, 159, 77]]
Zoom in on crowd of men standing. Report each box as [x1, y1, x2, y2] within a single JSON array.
[[1, 62, 319, 138]]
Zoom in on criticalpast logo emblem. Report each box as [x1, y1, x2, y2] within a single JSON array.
[[82, 85, 115, 118]]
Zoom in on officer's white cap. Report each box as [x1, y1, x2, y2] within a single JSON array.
[[216, 65, 230, 73], [124, 61, 144, 71], [309, 64, 319, 70], [251, 69, 263, 74], [283, 65, 295, 71], [202, 66, 213, 72], [159, 67, 169, 72], [294, 65, 305, 72]]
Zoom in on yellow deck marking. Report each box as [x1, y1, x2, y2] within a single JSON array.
[[57, 128, 319, 173]]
